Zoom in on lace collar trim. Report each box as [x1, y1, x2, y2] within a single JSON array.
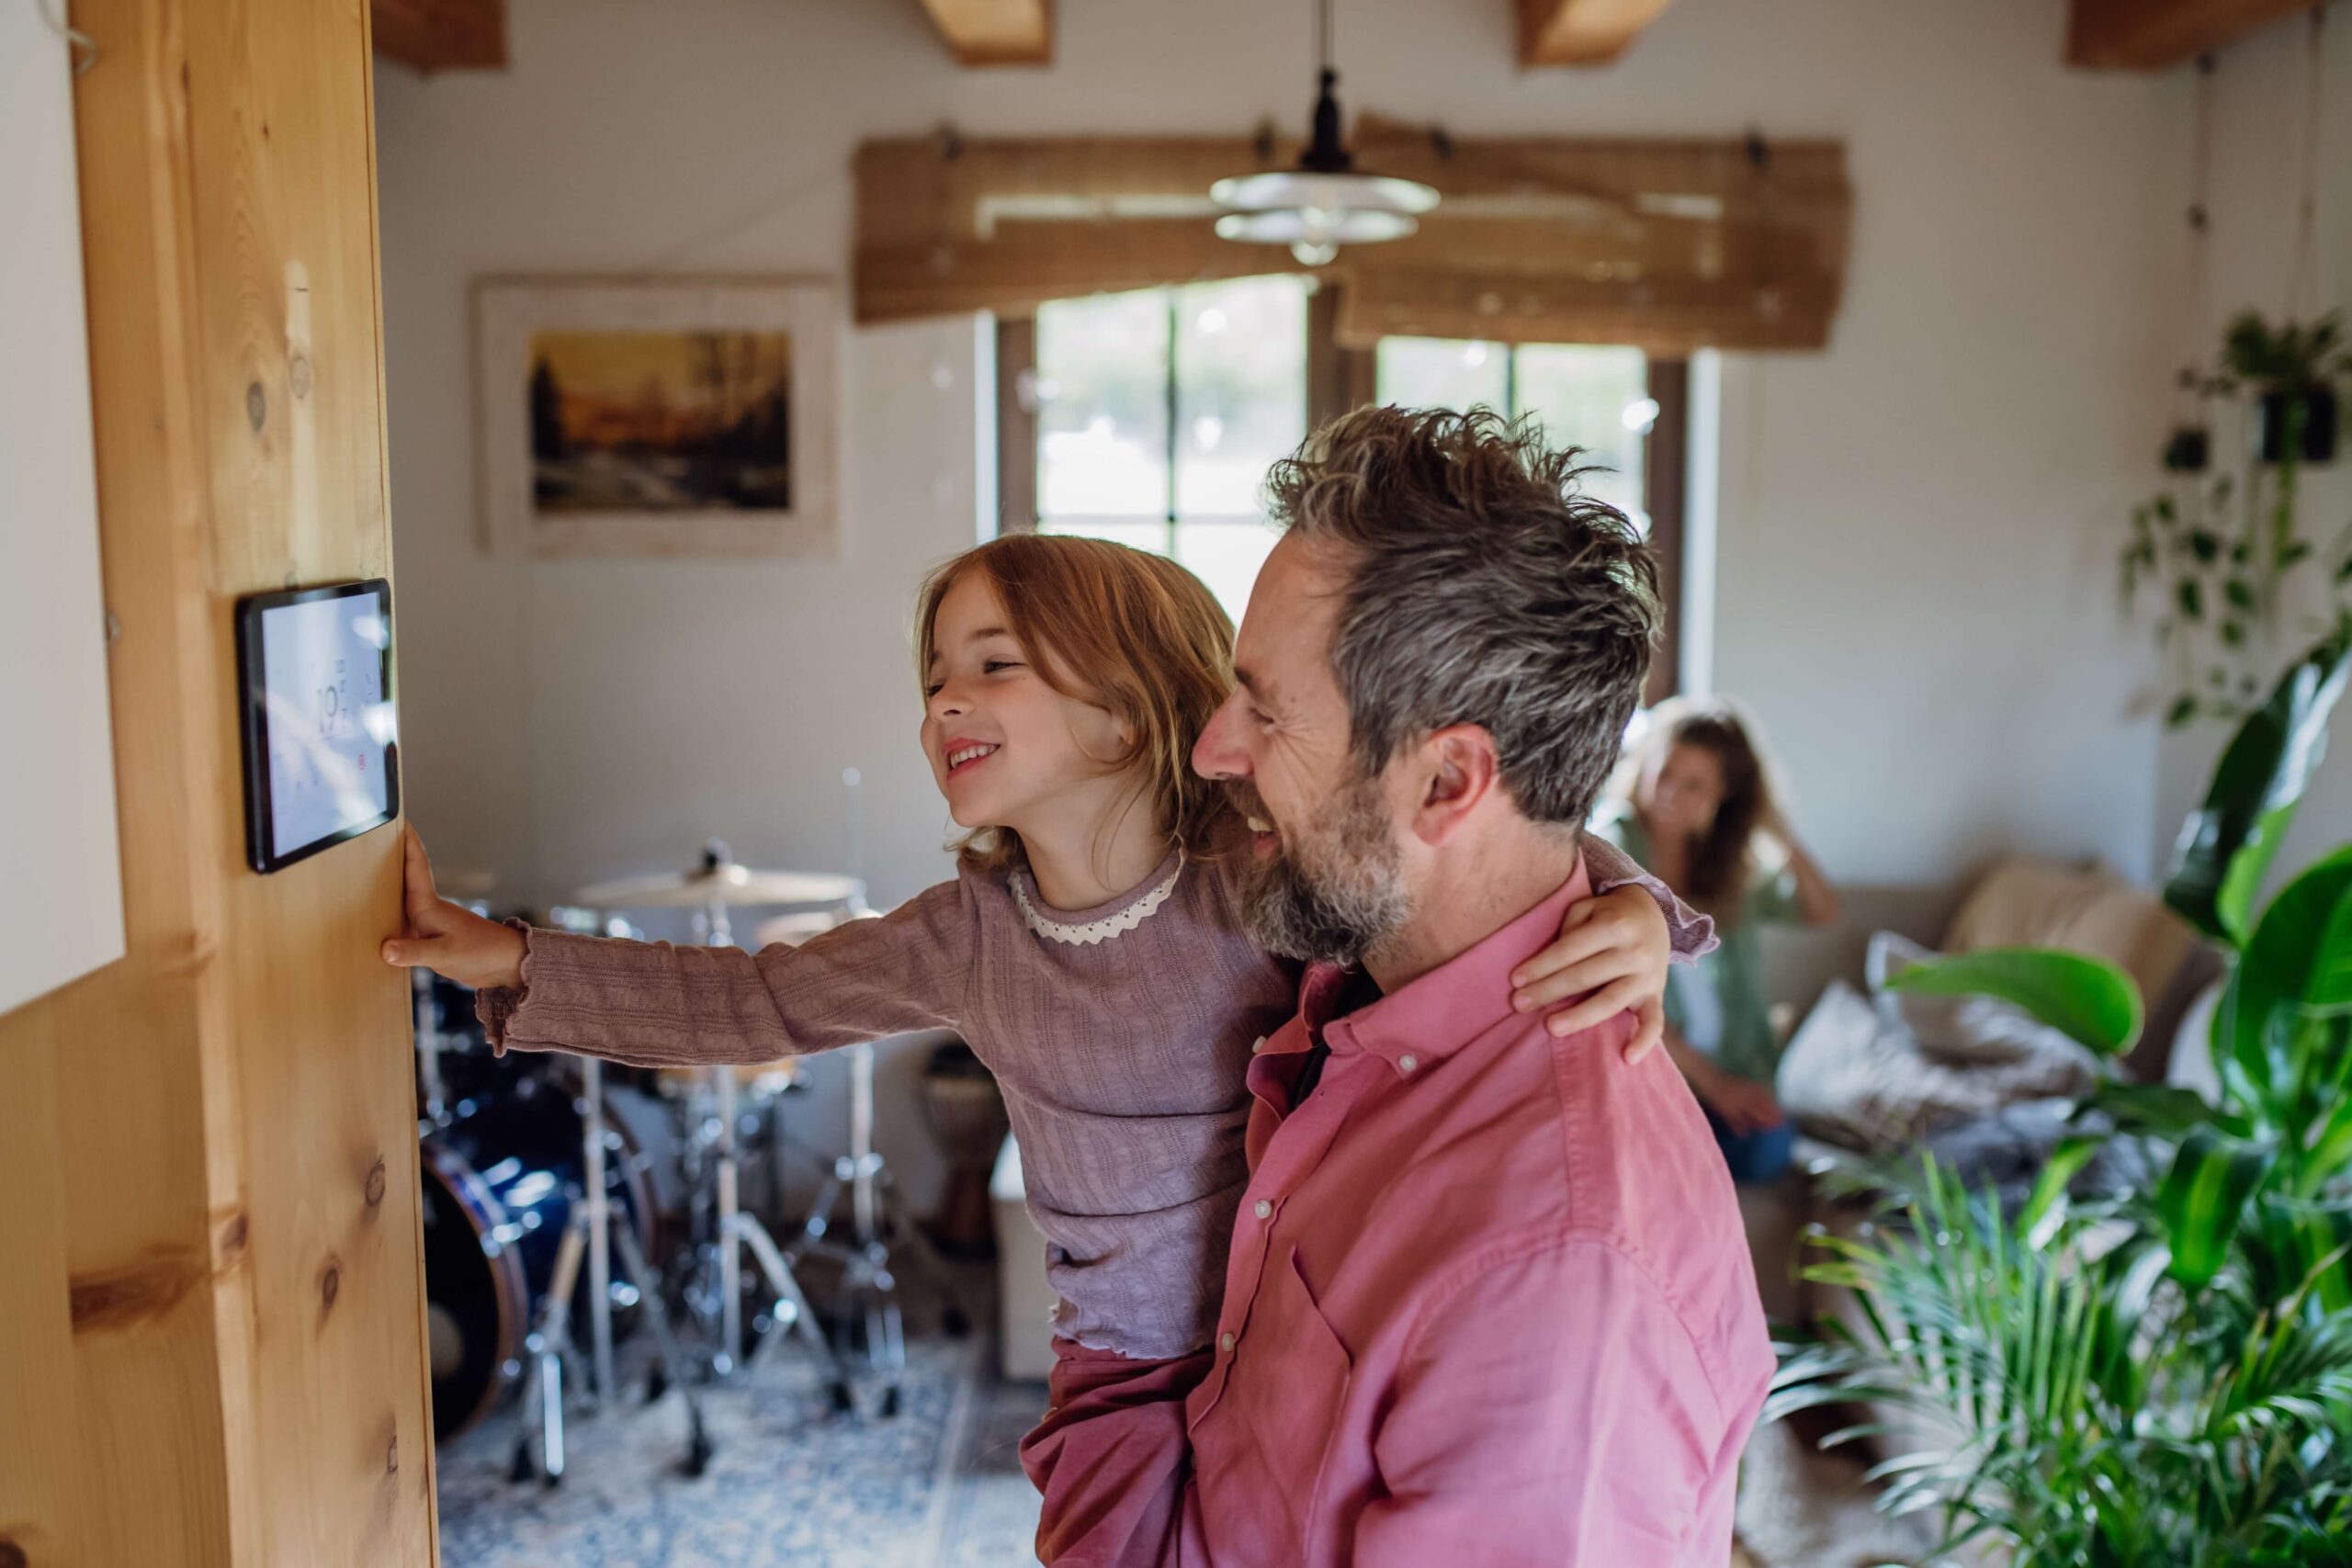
[[1012, 857, 1184, 947]]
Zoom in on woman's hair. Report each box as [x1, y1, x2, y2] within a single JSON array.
[[1611, 695, 1778, 921], [913, 533, 1238, 877]]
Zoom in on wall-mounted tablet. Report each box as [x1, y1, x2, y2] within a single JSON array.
[[235, 579, 400, 874]]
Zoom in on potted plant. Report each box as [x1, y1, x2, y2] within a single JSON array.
[[2122, 313, 2352, 728], [1772, 628, 2352, 1565], [2226, 311, 2346, 466]]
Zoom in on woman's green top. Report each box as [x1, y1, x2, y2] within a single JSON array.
[[1592, 807, 1798, 1087]]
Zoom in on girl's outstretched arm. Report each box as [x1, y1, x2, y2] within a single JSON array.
[[383, 825, 971, 1069]]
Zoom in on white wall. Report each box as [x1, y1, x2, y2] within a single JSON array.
[[2, 5, 123, 1017], [377, 0, 2206, 1187], [2151, 15, 2352, 898]]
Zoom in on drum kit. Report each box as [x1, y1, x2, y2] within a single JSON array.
[[413, 838, 966, 1485]]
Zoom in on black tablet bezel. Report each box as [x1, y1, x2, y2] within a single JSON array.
[[235, 578, 400, 874]]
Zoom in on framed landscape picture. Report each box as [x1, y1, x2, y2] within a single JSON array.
[[475, 276, 838, 558]]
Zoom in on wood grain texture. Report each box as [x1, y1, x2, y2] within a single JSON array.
[[370, 0, 506, 72], [2067, 0, 2313, 68], [914, 0, 1052, 65], [0, 0, 434, 1562], [1518, 0, 1677, 65]]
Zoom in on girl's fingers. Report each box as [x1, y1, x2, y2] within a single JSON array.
[[1509, 912, 1619, 989], [402, 824, 440, 918], [1511, 951, 1631, 1011], [1544, 976, 1644, 1037], [1623, 998, 1665, 1064]]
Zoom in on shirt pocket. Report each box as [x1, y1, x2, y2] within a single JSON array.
[[1246, 1245, 1357, 1563]]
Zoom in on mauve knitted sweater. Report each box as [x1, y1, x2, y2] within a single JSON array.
[[478, 831, 1710, 1359]]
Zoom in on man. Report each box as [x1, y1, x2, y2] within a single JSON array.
[[1180, 406, 1772, 1565]]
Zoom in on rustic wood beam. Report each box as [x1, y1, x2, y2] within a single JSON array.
[[915, 0, 1052, 66], [1517, 0, 1676, 65], [370, 0, 507, 73], [2067, 0, 2314, 70]]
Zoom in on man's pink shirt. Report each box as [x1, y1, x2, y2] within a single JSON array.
[[1178, 860, 1775, 1566]]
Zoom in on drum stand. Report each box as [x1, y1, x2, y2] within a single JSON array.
[[699, 894, 854, 1413], [508, 1055, 710, 1485], [783, 1036, 967, 1417]]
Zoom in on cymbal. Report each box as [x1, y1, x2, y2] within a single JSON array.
[[573, 863, 864, 910]]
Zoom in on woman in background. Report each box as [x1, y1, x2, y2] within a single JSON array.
[[1594, 697, 1839, 1183]]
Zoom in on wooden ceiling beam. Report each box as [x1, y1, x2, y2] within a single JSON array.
[[370, 0, 507, 73], [1517, 0, 1676, 66], [2067, 0, 2314, 70], [914, 0, 1052, 67]]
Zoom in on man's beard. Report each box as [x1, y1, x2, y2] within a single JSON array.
[[1234, 773, 1410, 967]]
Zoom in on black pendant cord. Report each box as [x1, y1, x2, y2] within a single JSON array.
[[2180, 54, 2215, 423], [2285, 5, 2328, 320]]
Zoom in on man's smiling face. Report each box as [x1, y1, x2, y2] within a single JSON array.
[[1192, 531, 1409, 964]]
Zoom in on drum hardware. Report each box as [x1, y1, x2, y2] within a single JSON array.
[[577, 840, 857, 1412], [782, 1032, 968, 1417], [505, 1053, 711, 1484]]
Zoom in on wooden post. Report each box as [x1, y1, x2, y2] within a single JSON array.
[[0, 0, 435, 1562]]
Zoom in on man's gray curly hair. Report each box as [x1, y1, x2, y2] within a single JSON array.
[[1264, 403, 1660, 826]]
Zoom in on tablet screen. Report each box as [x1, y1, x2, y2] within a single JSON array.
[[237, 581, 399, 872]]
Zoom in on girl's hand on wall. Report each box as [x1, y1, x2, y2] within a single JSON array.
[[380, 824, 526, 990], [1510, 885, 1670, 1062]]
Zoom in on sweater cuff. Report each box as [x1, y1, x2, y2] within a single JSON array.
[[471, 918, 538, 1055]]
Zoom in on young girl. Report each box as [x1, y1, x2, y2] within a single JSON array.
[[384, 534, 1713, 1566], [1593, 696, 1838, 1185]]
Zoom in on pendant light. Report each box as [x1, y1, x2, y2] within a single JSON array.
[[1210, 0, 1439, 267]]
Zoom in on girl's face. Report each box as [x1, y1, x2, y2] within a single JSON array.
[[1643, 741, 1726, 841], [921, 572, 1134, 832]]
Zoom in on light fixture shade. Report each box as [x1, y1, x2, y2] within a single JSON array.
[[1209, 170, 1440, 220]]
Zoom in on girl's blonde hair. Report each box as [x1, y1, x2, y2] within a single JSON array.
[[914, 534, 1238, 877]]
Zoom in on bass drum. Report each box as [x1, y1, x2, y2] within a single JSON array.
[[419, 1073, 660, 1442]]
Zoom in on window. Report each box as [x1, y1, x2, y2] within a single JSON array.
[[1021, 276, 1307, 617], [996, 284, 1689, 700], [1376, 339, 1653, 529]]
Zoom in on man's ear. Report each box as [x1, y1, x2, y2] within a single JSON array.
[[1408, 725, 1501, 847]]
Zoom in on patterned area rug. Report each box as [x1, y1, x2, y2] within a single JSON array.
[[436, 1338, 1047, 1567]]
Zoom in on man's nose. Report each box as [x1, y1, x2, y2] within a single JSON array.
[[1192, 693, 1250, 779]]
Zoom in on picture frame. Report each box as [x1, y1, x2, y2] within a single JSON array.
[[474, 276, 839, 559]]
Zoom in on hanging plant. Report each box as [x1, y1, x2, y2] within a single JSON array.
[[2122, 310, 2352, 728]]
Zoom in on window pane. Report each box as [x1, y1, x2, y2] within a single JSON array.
[[1036, 289, 1170, 519], [1038, 518, 1170, 557], [1375, 336, 1508, 415], [1174, 276, 1307, 519], [1514, 344, 1649, 527], [1174, 520, 1281, 625]]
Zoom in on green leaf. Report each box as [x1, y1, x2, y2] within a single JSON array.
[[2225, 578, 2257, 611], [2240, 1194, 2352, 1314], [2189, 528, 2222, 563], [1881, 947, 2143, 1056], [2167, 694, 2200, 729], [2165, 628, 2352, 943], [2075, 1078, 2245, 1138], [2229, 844, 2352, 1110], [2018, 1135, 2100, 1248], [2154, 1125, 2276, 1287]]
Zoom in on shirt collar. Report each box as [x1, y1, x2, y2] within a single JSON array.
[[1303, 857, 1597, 1077]]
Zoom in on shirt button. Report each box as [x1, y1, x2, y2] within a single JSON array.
[[1399, 1053, 1419, 1073], [1253, 1200, 1272, 1220], [1250, 1035, 1267, 1054], [1218, 1331, 1236, 1353]]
